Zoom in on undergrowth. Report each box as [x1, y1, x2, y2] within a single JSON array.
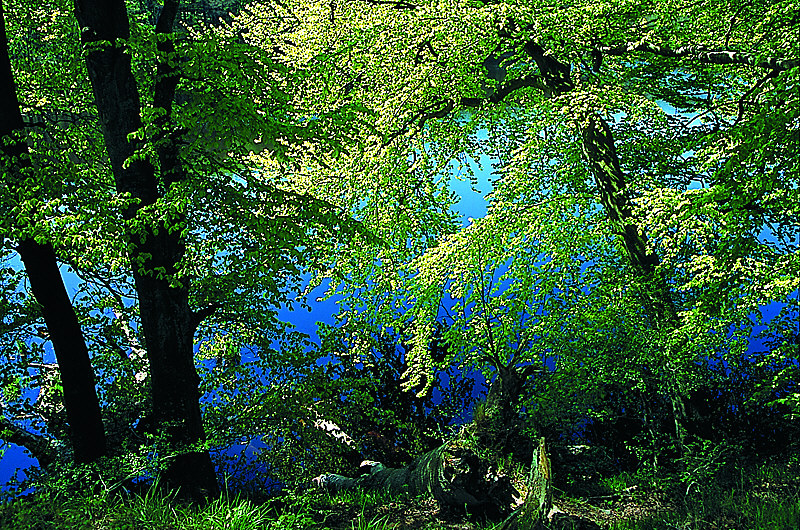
[[0, 454, 797, 529]]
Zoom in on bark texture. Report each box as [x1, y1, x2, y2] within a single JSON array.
[[315, 365, 552, 525], [0, 0, 106, 464], [317, 439, 518, 515], [72, 0, 218, 498], [497, 438, 552, 530]]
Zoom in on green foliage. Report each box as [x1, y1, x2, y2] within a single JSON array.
[[3, 457, 797, 529], [2, 0, 798, 519], [276, 2, 799, 479], [0, 463, 305, 529], [2, 0, 376, 482], [197, 322, 473, 490], [607, 457, 800, 530]]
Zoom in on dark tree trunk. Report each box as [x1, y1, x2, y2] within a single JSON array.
[[578, 112, 678, 327], [519, 44, 688, 453], [1, 0, 106, 464], [472, 364, 539, 463], [15, 240, 108, 463], [577, 110, 688, 453], [72, 0, 218, 498]]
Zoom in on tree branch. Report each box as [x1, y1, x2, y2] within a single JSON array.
[[154, 0, 185, 187], [191, 302, 223, 329], [0, 416, 58, 469], [461, 75, 548, 108], [598, 42, 799, 71], [384, 98, 453, 145], [362, 0, 418, 9], [735, 69, 779, 125]]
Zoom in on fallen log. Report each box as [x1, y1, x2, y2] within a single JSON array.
[[310, 364, 554, 526], [314, 435, 553, 526], [316, 437, 515, 515]]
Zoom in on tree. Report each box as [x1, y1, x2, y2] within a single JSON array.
[[2, 0, 367, 498], [1, 0, 795, 518], [67, 0, 221, 498], [277, 0, 798, 419], [258, 0, 797, 523], [67, 0, 368, 497], [0, 0, 106, 466]]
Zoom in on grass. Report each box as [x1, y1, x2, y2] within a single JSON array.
[[586, 455, 800, 530], [1, 455, 798, 529], [0, 485, 286, 530], [0, 483, 505, 530]]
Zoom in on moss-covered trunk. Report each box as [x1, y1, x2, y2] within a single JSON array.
[[315, 365, 552, 526]]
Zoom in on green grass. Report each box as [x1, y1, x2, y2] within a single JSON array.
[[0, 484, 473, 530], [314, 487, 399, 511], [599, 471, 637, 495], [605, 457, 800, 530], [2, 455, 798, 529], [0, 486, 292, 530]]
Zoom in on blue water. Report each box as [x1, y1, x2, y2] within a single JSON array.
[[0, 162, 493, 491]]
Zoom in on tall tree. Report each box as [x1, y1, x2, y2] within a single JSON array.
[[2, 0, 366, 495], [0, 0, 106, 465], [255, 1, 798, 521], [66, 0, 366, 496], [273, 0, 798, 418], [70, 0, 218, 498]]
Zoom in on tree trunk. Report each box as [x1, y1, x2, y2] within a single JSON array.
[[0, 0, 106, 465], [72, 0, 218, 498], [478, 364, 537, 455], [517, 43, 689, 453], [497, 438, 552, 530], [135, 267, 218, 497], [578, 111, 678, 326], [577, 109, 688, 454], [16, 240, 108, 463], [317, 439, 519, 517], [315, 365, 552, 525]]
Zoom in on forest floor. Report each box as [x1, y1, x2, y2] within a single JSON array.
[[304, 455, 800, 529], [1, 454, 798, 529], [305, 491, 663, 529]]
